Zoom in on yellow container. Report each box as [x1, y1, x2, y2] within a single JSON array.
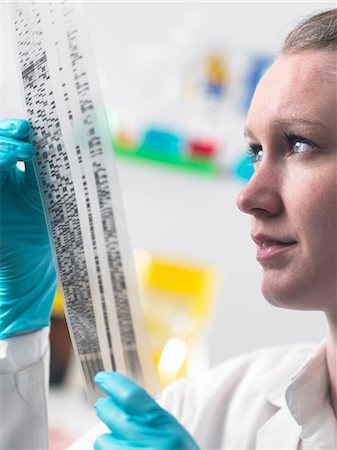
[[136, 251, 221, 386]]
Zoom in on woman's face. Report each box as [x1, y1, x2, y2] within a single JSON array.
[[237, 50, 336, 316]]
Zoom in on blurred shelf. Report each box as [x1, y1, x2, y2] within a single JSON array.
[[112, 139, 222, 178]]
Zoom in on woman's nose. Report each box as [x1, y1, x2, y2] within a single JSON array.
[[236, 162, 283, 218]]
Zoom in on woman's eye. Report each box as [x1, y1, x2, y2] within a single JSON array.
[[284, 133, 317, 155], [246, 144, 263, 163], [292, 140, 313, 153]]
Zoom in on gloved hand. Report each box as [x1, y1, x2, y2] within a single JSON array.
[[94, 371, 200, 450], [0, 118, 56, 339]]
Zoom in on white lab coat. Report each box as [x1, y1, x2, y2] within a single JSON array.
[[0, 328, 50, 450], [1, 328, 336, 450]]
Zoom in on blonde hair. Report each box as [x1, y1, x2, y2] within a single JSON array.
[[282, 9, 337, 53]]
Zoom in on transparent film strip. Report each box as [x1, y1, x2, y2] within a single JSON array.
[[9, 0, 159, 404]]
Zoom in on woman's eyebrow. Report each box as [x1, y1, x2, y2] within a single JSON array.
[[244, 118, 332, 138], [273, 118, 331, 131], [243, 127, 255, 139]]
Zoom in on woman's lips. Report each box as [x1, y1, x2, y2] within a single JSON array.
[[256, 242, 296, 263], [252, 233, 297, 263]]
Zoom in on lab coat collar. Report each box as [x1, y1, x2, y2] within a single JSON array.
[[256, 340, 337, 449], [254, 343, 320, 409], [285, 340, 337, 447], [285, 340, 328, 426], [256, 406, 301, 449]]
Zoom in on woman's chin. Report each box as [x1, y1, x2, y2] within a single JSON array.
[[261, 275, 313, 311]]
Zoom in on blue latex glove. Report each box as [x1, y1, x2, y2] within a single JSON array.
[[94, 371, 200, 450], [0, 119, 56, 339]]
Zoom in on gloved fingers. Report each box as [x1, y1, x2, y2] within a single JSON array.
[[95, 371, 160, 416], [94, 430, 198, 450], [0, 119, 31, 139], [0, 136, 35, 171], [0, 152, 17, 172], [94, 374, 200, 450], [94, 433, 145, 450], [95, 396, 152, 440]]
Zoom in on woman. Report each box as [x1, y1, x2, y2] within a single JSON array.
[[0, 8, 336, 450]]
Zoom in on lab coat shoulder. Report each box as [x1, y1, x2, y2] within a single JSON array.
[[159, 343, 316, 449]]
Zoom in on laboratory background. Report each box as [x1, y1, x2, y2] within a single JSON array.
[[1, 1, 333, 447]]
